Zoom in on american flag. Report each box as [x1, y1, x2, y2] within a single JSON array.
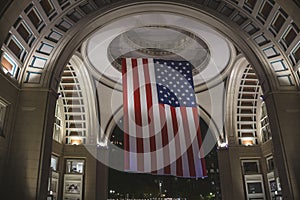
[[122, 58, 207, 178]]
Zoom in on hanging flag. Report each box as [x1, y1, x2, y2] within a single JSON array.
[[122, 58, 207, 178]]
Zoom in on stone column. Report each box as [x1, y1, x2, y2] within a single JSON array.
[[264, 92, 300, 200], [217, 148, 234, 200], [217, 146, 246, 200], [96, 147, 109, 200], [3, 89, 57, 199]]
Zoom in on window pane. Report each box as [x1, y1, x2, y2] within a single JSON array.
[[66, 159, 84, 174], [0, 101, 7, 136], [243, 161, 259, 174], [8, 39, 22, 58], [247, 182, 263, 194], [50, 155, 59, 171], [28, 9, 41, 28], [269, 180, 277, 192], [267, 157, 275, 171], [17, 23, 31, 42], [40, 0, 54, 16]]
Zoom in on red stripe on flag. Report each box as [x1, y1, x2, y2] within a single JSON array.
[[159, 104, 171, 174], [122, 58, 129, 170], [192, 108, 207, 176], [170, 106, 183, 177], [131, 58, 144, 172], [143, 58, 157, 173], [180, 107, 196, 177], [122, 58, 205, 178]]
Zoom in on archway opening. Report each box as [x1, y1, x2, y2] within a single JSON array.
[[108, 117, 221, 199]]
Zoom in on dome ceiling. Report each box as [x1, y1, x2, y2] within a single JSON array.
[[82, 13, 235, 91], [108, 26, 210, 75]]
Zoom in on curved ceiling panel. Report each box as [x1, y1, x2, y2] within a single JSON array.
[[83, 13, 234, 91]]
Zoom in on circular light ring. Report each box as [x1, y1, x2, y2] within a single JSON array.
[[107, 25, 211, 75], [83, 13, 234, 90], [124, 26, 192, 52]]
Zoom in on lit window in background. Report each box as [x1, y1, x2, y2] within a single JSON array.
[[0, 100, 7, 136], [50, 155, 59, 171], [68, 132, 83, 145], [70, 138, 82, 145], [53, 99, 63, 143], [241, 137, 255, 146], [241, 132, 256, 146], [260, 101, 272, 143], [66, 159, 85, 174], [1, 53, 17, 76]]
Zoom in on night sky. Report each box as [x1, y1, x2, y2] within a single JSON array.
[[108, 118, 221, 199]]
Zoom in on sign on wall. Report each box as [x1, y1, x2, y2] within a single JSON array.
[[63, 174, 83, 200]]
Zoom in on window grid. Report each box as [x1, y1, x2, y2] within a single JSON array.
[[59, 64, 87, 145], [237, 65, 261, 146], [260, 101, 272, 143], [53, 97, 63, 143]]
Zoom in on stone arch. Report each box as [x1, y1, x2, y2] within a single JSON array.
[[1, 1, 299, 93], [102, 103, 221, 174]]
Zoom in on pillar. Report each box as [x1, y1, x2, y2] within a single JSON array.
[[217, 146, 247, 200], [2, 89, 57, 199], [96, 147, 109, 200], [264, 92, 300, 200]]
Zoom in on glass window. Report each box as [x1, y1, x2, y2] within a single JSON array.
[[0, 100, 7, 136], [1, 53, 18, 77], [242, 160, 260, 174], [260, 101, 272, 143], [247, 182, 263, 194], [53, 98, 63, 143], [269, 180, 277, 192], [267, 156, 275, 172], [66, 159, 85, 174], [50, 155, 59, 171]]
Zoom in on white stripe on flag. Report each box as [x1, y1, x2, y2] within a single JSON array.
[[147, 58, 164, 172], [164, 105, 177, 175], [137, 58, 151, 172], [175, 107, 190, 177], [126, 58, 137, 172], [187, 107, 203, 177]]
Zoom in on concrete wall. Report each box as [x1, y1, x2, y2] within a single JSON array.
[[51, 140, 105, 200], [0, 72, 19, 197], [63, 145, 98, 200]]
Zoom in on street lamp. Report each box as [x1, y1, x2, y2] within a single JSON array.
[[158, 180, 163, 197]]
